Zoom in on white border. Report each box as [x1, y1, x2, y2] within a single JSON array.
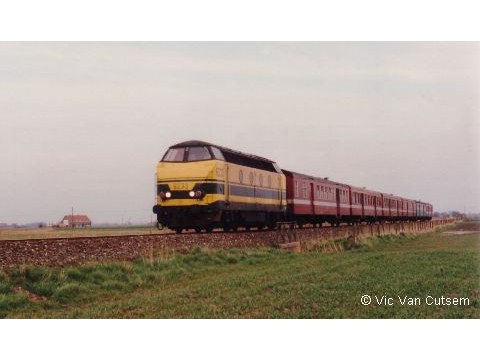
[[1, 319, 478, 359], [1, 0, 479, 40]]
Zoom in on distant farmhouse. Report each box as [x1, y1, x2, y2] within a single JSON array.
[[59, 215, 92, 228]]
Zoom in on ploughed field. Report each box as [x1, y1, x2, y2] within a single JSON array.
[[0, 221, 478, 318], [0, 226, 160, 241]]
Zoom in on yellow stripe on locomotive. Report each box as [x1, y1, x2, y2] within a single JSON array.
[[225, 162, 286, 208]]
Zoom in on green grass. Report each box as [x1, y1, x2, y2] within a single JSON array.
[[0, 223, 478, 318]]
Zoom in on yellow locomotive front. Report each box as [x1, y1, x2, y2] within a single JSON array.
[[153, 140, 286, 233]]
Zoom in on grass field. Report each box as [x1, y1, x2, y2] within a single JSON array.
[[0, 222, 478, 318]]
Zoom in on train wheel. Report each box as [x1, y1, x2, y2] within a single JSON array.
[[175, 228, 183, 234], [206, 226, 213, 233], [194, 227, 201, 233], [222, 213, 240, 233]]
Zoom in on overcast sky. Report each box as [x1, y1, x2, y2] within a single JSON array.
[[1, 42, 479, 224]]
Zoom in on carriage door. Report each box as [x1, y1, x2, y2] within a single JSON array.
[[335, 188, 341, 217], [310, 183, 315, 215], [361, 193, 365, 218]]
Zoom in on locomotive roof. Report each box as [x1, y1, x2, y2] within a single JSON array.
[[171, 140, 277, 164]]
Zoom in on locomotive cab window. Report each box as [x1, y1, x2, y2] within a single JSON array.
[[187, 146, 211, 161], [162, 147, 186, 162], [210, 147, 225, 161], [163, 146, 216, 162]]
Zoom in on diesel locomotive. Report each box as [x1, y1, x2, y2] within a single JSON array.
[[152, 141, 287, 233]]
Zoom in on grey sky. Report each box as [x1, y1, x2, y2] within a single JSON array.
[[1, 42, 479, 224]]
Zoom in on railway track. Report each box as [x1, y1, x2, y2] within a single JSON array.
[[0, 219, 457, 269], [0, 230, 276, 269]]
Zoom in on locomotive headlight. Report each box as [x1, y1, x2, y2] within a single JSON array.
[[195, 190, 204, 199], [189, 190, 196, 198], [165, 191, 172, 199]]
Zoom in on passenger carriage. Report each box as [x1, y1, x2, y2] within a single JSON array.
[[282, 170, 349, 227]]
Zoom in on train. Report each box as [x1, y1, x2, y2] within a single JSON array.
[[152, 140, 433, 233]]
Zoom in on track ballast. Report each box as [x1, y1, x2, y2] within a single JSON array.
[[0, 219, 456, 269]]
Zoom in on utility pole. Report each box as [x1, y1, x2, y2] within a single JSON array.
[[71, 206, 74, 228]]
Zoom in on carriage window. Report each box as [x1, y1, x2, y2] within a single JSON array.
[[302, 183, 307, 199], [187, 146, 212, 161]]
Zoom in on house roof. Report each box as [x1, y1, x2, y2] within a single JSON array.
[[62, 215, 91, 223]]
